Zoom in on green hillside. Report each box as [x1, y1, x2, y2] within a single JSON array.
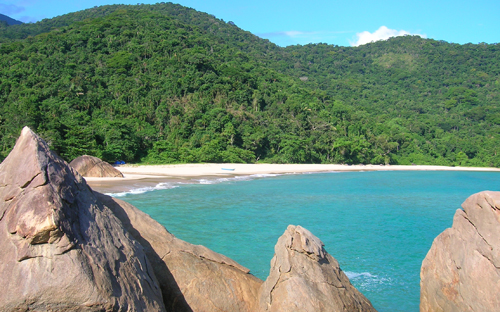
[[0, 14, 23, 27], [280, 39, 500, 165], [0, 3, 499, 166]]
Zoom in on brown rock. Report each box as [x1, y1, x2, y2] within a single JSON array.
[[257, 225, 376, 312], [69, 155, 123, 178], [96, 193, 263, 312], [0, 127, 165, 311], [420, 191, 500, 312]]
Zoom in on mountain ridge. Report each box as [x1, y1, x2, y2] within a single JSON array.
[[0, 13, 23, 26], [0, 3, 499, 167]]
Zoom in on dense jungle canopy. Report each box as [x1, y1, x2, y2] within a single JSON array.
[[0, 3, 499, 166]]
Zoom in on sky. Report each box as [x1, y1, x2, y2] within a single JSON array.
[[1, 0, 499, 47]]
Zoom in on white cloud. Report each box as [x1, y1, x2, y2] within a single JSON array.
[[350, 26, 426, 46], [283, 30, 319, 37], [258, 30, 319, 38]]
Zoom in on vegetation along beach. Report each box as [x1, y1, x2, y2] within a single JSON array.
[[1, 3, 500, 167], [0, 1, 499, 311]]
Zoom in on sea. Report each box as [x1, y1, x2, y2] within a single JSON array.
[[107, 170, 500, 312]]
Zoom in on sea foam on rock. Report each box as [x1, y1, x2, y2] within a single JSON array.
[[421, 191, 500, 311], [0, 127, 164, 311]]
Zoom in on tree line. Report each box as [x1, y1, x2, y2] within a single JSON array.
[[0, 3, 499, 166]]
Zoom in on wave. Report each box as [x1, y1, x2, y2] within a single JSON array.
[[249, 173, 282, 178], [195, 173, 282, 185], [300, 171, 340, 175], [344, 271, 392, 289], [106, 182, 178, 197], [345, 271, 376, 279], [107, 173, 284, 197], [196, 178, 232, 184]]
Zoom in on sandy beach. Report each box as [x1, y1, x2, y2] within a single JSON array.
[[85, 163, 500, 193]]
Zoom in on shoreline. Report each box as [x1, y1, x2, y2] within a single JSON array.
[[85, 163, 500, 194]]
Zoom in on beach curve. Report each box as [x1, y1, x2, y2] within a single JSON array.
[[84, 163, 500, 194]]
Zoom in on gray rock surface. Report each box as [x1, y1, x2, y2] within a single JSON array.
[[420, 191, 500, 312], [96, 193, 263, 312], [257, 225, 376, 312], [0, 127, 165, 311], [70, 155, 123, 178]]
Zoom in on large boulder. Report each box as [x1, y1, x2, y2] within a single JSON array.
[[257, 225, 376, 312], [96, 193, 263, 312], [420, 191, 500, 311], [70, 155, 124, 178], [0, 127, 165, 311]]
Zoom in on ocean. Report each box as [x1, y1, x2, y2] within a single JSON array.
[[108, 170, 500, 311]]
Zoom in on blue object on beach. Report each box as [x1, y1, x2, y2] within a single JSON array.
[[221, 168, 235, 171]]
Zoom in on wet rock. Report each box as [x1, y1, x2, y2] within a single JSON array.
[[0, 127, 165, 311], [420, 191, 500, 311], [257, 225, 376, 312], [70, 155, 123, 178]]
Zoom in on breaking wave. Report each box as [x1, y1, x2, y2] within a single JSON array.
[[107, 173, 285, 197], [106, 182, 178, 197], [344, 271, 392, 289]]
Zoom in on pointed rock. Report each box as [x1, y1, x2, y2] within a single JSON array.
[[258, 225, 376, 312], [70, 155, 124, 178], [97, 193, 263, 312], [421, 191, 500, 311], [0, 127, 165, 311]]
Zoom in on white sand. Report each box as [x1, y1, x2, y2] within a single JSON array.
[[84, 163, 500, 193], [84, 163, 500, 181]]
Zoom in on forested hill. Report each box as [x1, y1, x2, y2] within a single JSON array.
[[0, 3, 499, 166], [280, 38, 500, 165], [0, 14, 23, 27]]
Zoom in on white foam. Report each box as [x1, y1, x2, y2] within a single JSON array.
[[194, 174, 279, 185], [299, 171, 341, 175], [345, 271, 376, 279], [106, 182, 178, 197], [344, 271, 392, 288], [249, 173, 282, 178], [109, 173, 284, 196], [196, 179, 214, 184], [196, 178, 234, 184]]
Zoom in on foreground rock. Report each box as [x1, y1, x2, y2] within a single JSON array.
[[97, 193, 263, 312], [70, 155, 124, 178], [1, 127, 377, 312], [0, 127, 165, 311], [258, 225, 376, 312], [421, 191, 500, 311]]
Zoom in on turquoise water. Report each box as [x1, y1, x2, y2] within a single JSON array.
[[112, 171, 500, 312]]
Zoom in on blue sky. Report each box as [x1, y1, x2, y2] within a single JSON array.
[[1, 0, 498, 47]]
